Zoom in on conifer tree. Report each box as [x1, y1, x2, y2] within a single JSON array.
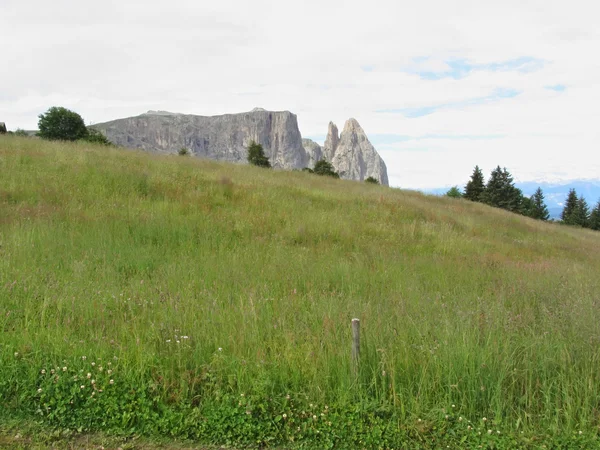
[[446, 186, 462, 198], [576, 196, 590, 228], [561, 189, 579, 225], [247, 141, 271, 168], [529, 187, 550, 221], [482, 166, 522, 212], [589, 200, 600, 231], [464, 165, 485, 202]]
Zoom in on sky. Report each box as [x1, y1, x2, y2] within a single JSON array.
[[1, 0, 599, 189]]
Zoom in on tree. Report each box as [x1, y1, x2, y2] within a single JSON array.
[[576, 196, 590, 228], [446, 186, 462, 198], [14, 128, 29, 137], [561, 189, 579, 225], [365, 176, 379, 184], [589, 200, 600, 231], [84, 128, 112, 145], [529, 187, 550, 221], [482, 166, 523, 212], [37, 107, 88, 141], [313, 159, 339, 178], [464, 165, 486, 202], [247, 141, 271, 168]]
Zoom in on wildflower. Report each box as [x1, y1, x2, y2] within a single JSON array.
[[445, 415, 449, 419], [313, 415, 317, 420], [497, 430, 501, 434], [488, 430, 492, 434], [81, 385, 85, 389], [107, 362, 111, 366], [283, 414, 287, 419], [91, 362, 95, 366], [14, 352, 18, 357], [166, 340, 171, 343], [176, 340, 180, 344], [50, 369, 55, 375], [182, 336, 189, 339], [109, 379, 114, 384], [325, 405, 328, 410], [91, 379, 96, 385], [99, 367, 103, 372], [240, 393, 244, 397], [82, 356, 86, 360], [87, 373, 92, 379], [41, 369, 46, 374], [245, 410, 251, 415], [218, 347, 223, 352], [62, 367, 67, 372], [483, 417, 487, 422], [459, 417, 463, 422], [579, 431, 583, 435], [467, 426, 472, 430], [37, 388, 42, 393], [452, 404, 455, 408], [285, 394, 290, 400]]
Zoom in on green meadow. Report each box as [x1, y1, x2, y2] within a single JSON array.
[[1, 135, 600, 448]]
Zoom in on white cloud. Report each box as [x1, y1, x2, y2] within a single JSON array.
[[1, 0, 598, 188]]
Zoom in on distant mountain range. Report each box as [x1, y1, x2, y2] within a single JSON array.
[[424, 180, 600, 219]]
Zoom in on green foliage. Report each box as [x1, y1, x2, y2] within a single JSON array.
[[561, 189, 580, 225], [576, 196, 590, 228], [313, 159, 339, 178], [301, 167, 314, 173], [482, 166, 523, 213], [0, 122, 6, 134], [2, 139, 600, 447], [528, 187, 550, 221], [14, 128, 29, 137], [365, 176, 379, 184], [37, 107, 88, 141], [178, 147, 190, 156], [247, 141, 271, 168], [464, 165, 485, 201], [590, 200, 600, 231], [445, 186, 462, 198], [83, 128, 112, 146]]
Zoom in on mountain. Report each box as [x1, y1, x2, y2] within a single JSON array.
[[93, 109, 389, 185], [302, 119, 389, 185]]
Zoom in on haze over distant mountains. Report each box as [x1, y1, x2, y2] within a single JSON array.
[[94, 108, 389, 185]]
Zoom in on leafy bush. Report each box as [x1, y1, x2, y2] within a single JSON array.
[[83, 128, 112, 146], [313, 159, 339, 178], [14, 128, 29, 137], [365, 176, 379, 184], [178, 147, 190, 156], [38, 107, 88, 141]]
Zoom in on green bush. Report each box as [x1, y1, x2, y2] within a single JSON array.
[[83, 128, 112, 146], [37, 107, 88, 141], [178, 147, 190, 156], [365, 176, 379, 184], [313, 159, 339, 178]]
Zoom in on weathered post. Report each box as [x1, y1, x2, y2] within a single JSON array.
[[351, 318, 360, 376]]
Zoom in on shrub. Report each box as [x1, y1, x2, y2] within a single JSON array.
[[83, 128, 112, 146], [313, 159, 339, 178], [38, 107, 89, 141], [178, 147, 190, 156], [14, 128, 29, 137], [365, 176, 379, 184]]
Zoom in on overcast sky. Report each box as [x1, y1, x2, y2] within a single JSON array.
[[1, 0, 598, 188]]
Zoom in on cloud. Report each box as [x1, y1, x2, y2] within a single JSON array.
[[1, 0, 599, 188]]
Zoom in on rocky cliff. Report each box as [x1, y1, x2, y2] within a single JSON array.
[[94, 109, 389, 185], [95, 109, 307, 170]]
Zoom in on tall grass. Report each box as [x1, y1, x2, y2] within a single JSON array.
[[1, 135, 600, 447]]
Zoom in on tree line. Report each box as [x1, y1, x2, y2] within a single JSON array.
[[446, 166, 600, 230]]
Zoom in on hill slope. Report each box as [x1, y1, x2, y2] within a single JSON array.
[[1, 136, 600, 447]]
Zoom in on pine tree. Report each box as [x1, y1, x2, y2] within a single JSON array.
[[589, 200, 600, 231], [482, 166, 522, 212], [561, 189, 579, 225], [464, 165, 485, 202], [446, 186, 462, 198], [576, 196, 590, 228], [529, 187, 550, 221], [247, 141, 271, 168]]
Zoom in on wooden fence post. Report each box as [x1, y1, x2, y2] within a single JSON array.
[[352, 318, 360, 376]]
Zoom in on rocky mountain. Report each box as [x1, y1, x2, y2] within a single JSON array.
[[94, 109, 389, 185]]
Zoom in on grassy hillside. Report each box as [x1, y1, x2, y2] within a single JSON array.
[[1, 135, 600, 448]]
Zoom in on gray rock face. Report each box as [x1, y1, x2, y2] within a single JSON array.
[[302, 138, 323, 168], [331, 119, 389, 186], [94, 109, 307, 170], [94, 109, 389, 186]]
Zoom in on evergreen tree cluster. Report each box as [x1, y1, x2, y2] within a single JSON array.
[[561, 189, 600, 230], [458, 165, 549, 221]]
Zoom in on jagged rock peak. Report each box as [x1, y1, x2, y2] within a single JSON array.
[[323, 122, 339, 161], [330, 118, 389, 186]]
